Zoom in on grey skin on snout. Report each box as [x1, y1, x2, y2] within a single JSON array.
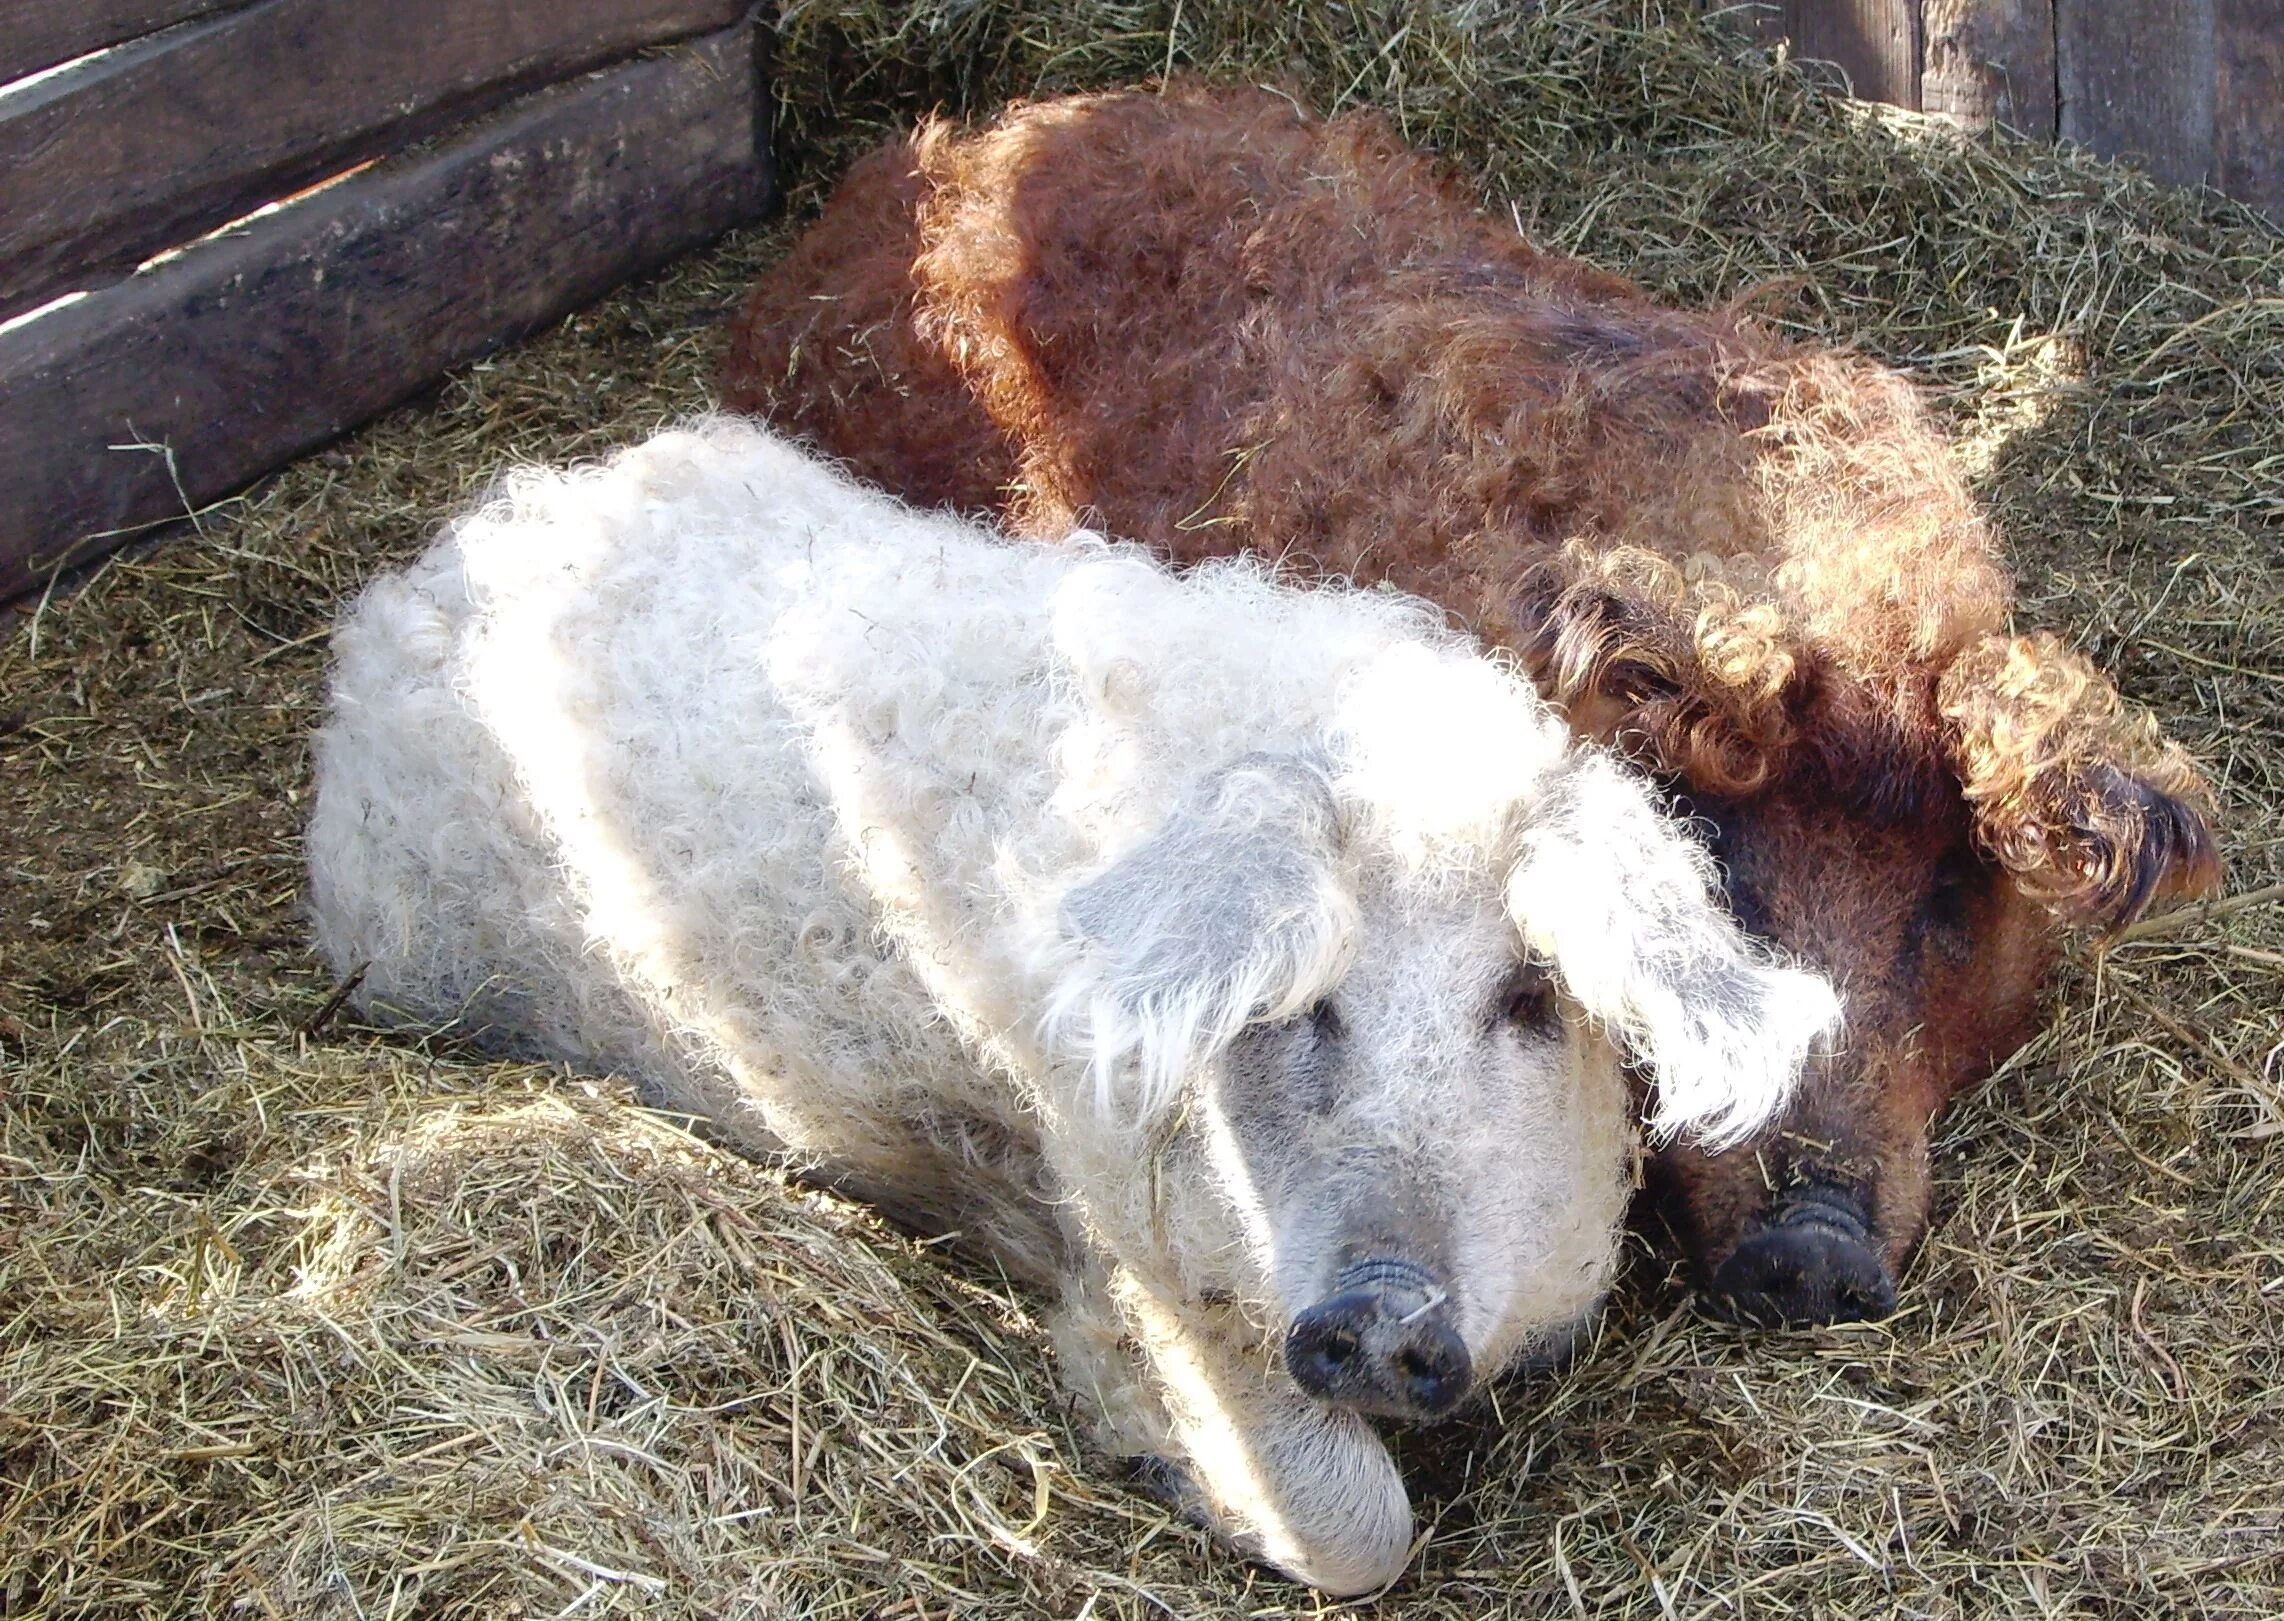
[[1285, 1257, 1473, 1420]]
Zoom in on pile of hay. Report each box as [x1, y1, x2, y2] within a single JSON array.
[[4, 3, 2279, 1614]]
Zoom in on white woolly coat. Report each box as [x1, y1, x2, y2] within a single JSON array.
[[308, 417, 1835, 1594]]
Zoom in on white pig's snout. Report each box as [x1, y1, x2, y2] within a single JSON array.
[[1283, 1256, 1473, 1421]]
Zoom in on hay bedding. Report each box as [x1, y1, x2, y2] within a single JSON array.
[[3, 1, 2280, 1613]]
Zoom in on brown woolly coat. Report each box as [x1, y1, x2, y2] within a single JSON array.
[[720, 84, 2219, 1323]]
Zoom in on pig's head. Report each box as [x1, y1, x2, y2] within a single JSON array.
[[1046, 649, 1841, 1422]]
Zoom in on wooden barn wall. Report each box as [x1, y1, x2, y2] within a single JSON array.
[[1711, 0, 2283, 223], [0, 2, 775, 600]]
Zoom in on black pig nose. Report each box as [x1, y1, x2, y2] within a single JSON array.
[[1286, 1284, 1473, 1420], [1711, 1187, 1897, 1327]]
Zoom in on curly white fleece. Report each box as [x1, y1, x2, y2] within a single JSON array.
[[308, 417, 1834, 1594]]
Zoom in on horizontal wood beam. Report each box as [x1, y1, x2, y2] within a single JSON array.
[[0, 0, 250, 85], [0, 13, 773, 601], [0, 0, 750, 324]]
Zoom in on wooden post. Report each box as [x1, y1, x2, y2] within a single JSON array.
[[1922, 0, 2058, 137], [1702, 0, 2276, 224]]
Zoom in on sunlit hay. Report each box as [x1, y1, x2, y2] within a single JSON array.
[[2, 1057, 1199, 1618], [238, 1089, 1079, 1615], [4, 1, 2282, 1615]]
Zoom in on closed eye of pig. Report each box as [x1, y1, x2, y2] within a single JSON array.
[[1493, 959, 1562, 1035], [1302, 960, 1559, 1039]]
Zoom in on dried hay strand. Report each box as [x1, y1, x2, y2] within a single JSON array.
[[3, 2, 2281, 1615], [4, 1066, 1114, 1618]]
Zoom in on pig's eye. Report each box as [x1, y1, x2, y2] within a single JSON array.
[[1909, 850, 1984, 969], [1923, 859, 1978, 938], [1495, 960, 1560, 1035], [1307, 998, 1347, 1042]]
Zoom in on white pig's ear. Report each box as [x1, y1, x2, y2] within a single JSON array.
[[1049, 752, 1355, 1119], [1506, 750, 1840, 1148]]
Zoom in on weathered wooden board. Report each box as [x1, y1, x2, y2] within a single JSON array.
[[1711, 1, 1792, 51], [0, 16, 772, 601], [1922, 0, 2057, 137], [2057, 0, 2217, 187], [0, 0, 749, 324], [0, 1, 250, 85], [1708, 1, 2278, 223], [2214, 0, 2284, 221], [1765, 0, 1924, 108]]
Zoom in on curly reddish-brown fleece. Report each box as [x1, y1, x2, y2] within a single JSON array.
[[720, 83, 2221, 1324]]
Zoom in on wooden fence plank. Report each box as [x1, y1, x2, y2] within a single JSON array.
[[1703, 0, 2274, 223], [2215, 0, 2284, 221], [1699, 2, 1791, 52], [0, 14, 772, 601], [1922, 0, 2057, 137], [2056, 0, 2216, 187], [0, 0, 750, 324], [0, 1, 250, 85], [1774, 0, 1924, 108]]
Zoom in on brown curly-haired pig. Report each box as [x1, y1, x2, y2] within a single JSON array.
[[720, 83, 2221, 1326]]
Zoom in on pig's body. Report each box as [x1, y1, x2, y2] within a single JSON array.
[[308, 418, 1834, 1592], [719, 85, 2222, 1326]]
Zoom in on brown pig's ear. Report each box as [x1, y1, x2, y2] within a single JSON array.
[[1939, 632, 2221, 932], [1509, 543, 1801, 797]]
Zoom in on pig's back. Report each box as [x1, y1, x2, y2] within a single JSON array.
[[307, 420, 1074, 1180]]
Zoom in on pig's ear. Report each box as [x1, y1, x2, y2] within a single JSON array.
[[1049, 752, 1355, 1120], [1939, 632, 2220, 931], [1505, 749, 1840, 1148]]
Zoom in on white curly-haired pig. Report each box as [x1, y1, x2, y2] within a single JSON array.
[[307, 416, 1838, 1594]]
